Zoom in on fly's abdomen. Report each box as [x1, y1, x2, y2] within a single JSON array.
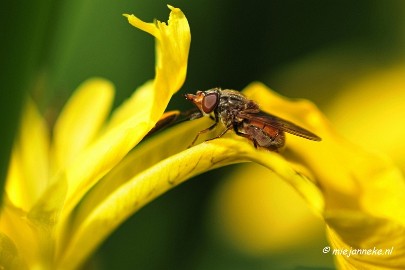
[[242, 120, 285, 149]]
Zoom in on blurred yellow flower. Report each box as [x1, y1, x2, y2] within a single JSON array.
[[326, 65, 405, 170], [212, 72, 405, 269], [248, 83, 405, 269], [324, 65, 405, 269]]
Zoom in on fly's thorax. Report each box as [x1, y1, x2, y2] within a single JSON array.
[[217, 90, 249, 127], [219, 90, 249, 105], [217, 89, 259, 126]]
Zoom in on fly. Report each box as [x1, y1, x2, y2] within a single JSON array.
[[184, 88, 321, 151]]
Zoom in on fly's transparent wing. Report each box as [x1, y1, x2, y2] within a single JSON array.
[[239, 111, 321, 141]]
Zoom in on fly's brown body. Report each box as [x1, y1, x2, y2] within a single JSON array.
[[185, 88, 321, 151]]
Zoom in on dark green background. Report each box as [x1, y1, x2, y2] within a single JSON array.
[[1, 1, 404, 269]]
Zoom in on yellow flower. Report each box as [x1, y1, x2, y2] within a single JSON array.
[[3, 4, 403, 270], [1, 5, 191, 269]]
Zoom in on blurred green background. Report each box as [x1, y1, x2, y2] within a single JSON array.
[[2, 0, 405, 269]]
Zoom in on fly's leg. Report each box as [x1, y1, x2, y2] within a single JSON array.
[[204, 125, 233, 143], [232, 123, 259, 148], [189, 122, 218, 148]]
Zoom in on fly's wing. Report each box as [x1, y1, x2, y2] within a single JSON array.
[[145, 109, 203, 138], [239, 111, 321, 141]]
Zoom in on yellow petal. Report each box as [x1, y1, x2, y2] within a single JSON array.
[[212, 163, 326, 256], [0, 232, 28, 269], [58, 126, 322, 269], [58, 6, 191, 221], [1, 191, 68, 269], [28, 172, 67, 230], [243, 82, 405, 268], [243, 82, 325, 212], [5, 99, 50, 210], [243, 82, 405, 219], [68, 116, 211, 220], [54, 99, 151, 261], [326, 211, 405, 269], [60, 117, 150, 217], [52, 78, 114, 174], [122, 5, 190, 125], [104, 80, 153, 131], [0, 199, 37, 268], [326, 65, 405, 170]]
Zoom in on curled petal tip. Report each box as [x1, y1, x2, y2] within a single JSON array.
[[167, 5, 177, 11]]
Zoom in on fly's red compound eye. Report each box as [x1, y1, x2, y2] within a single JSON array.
[[202, 92, 219, 113]]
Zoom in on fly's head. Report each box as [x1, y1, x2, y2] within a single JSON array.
[[185, 88, 221, 117]]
